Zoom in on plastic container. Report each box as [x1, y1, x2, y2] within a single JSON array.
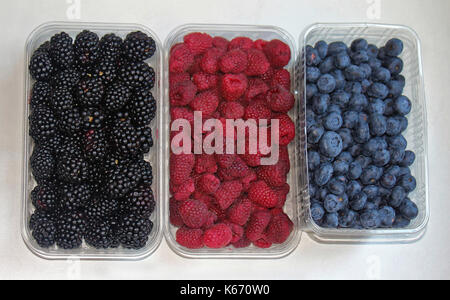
[[162, 24, 302, 259], [22, 22, 163, 260], [297, 23, 429, 244]]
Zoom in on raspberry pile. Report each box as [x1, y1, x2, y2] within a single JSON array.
[[305, 38, 419, 229], [28, 30, 157, 250], [169, 33, 295, 249]]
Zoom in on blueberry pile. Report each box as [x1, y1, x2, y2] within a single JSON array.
[[305, 38, 419, 229], [28, 30, 157, 250]]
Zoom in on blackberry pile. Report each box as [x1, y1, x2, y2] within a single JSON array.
[[28, 30, 157, 250]]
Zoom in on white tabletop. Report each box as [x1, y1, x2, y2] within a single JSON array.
[[0, 0, 449, 280]]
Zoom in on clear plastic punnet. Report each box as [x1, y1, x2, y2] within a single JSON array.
[[22, 22, 163, 260], [297, 23, 429, 244], [162, 24, 302, 258]]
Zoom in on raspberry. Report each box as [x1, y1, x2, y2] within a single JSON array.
[[220, 101, 245, 119], [193, 72, 218, 91], [214, 180, 243, 210], [228, 37, 254, 51], [176, 226, 204, 249], [272, 69, 291, 90], [266, 212, 293, 244], [203, 223, 233, 249], [170, 198, 184, 227], [219, 49, 248, 74], [227, 198, 252, 226], [184, 32, 213, 55], [248, 180, 278, 208], [279, 146, 291, 172], [198, 174, 221, 195], [244, 99, 272, 122], [172, 179, 195, 201], [171, 106, 195, 125], [274, 184, 291, 208], [254, 39, 268, 51], [201, 48, 222, 74], [170, 43, 194, 73], [179, 199, 210, 229], [170, 153, 195, 186], [241, 169, 257, 192], [226, 156, 251, 179], [257, 162, 288, 188], [245, 49, 271, 76], [240, 145, 264, 167], [263, 39, 291, 68], [212, 37, 230, 51], [170, 72, 191, 87], [216, 154, 237, 169], [266, 85, 295, 113], [245, 210, 272, 242], [274, 114, 296, 146], [221, 74, 248, 102], [224, 221, 244, 244], [194, 154, 218, 174], [189, 89, 220, 118], [261, 67, 275, 84], [170, 80, 198, 106], [243, 78, 269, 103]]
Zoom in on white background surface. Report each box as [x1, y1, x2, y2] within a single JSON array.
[[0, 0, 449, 280]]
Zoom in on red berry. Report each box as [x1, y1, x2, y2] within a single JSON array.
[[221, 74, 248, 101], [170, 198, 184, 227], [193, 72, 218, 91], [212, 36, 230, 51], [274, 184, 291, 208], [265, 212, 294, 244], [172, 178, 195, 201], [201, 48, 222, 74], [263, 39, 291, 68], [228, 37, 254, 51], [272, 69, 291, 90], [245, 49, 271, 76], [274, 114, 295, 146], [170, 44, 194, 73], [203, 223, 233, 249], [214, 180, 243, 210], [189, 89, 220, 118], [170, 72, 191, 88], [176, 226, 204, 249], [219, 49, 248, 74], [243, 78, 269, 103], [246, 210, 272, 242], [198, 173, 221, 195], [254, 237, 273, 249], [170, 80, 197, 106], [170, 153, 195, 186], [179, 199, 210, 229], [248, 180, 278, 208], [266, 85, 295, 113], [228, 198, 252, 226], [184, 32, 213, 55], [226, 156, 251, 179], [257, 162, 288, 188], [254, 39, 268, 51], [220, 101, 245, 119], [195, 154, 218, 174], [171, 106, 195, 125], [244, 99, 272, 122]]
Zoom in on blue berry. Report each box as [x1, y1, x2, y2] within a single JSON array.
[[386, 166, 401, 177], [381, 173, 397, 189], [349, 144, 362, 157], [308, 151, 321, 171], [345, 65, 365, 81], [393, 215, 411, 228], [372, 149, 391, 167], [308, 124, 325, 144], [306, 67, 321, 83], [323, 112, 343, 131], [343, 111, 360, 129], [367, 44, 379, 58], [345, 81, 363, 94], [398, 167, 412, 178], [327, 178, 346, 195], [385, 38, 404, 57], [311, 203, 325, 223], [368, 82, 389, 99], [396, 116, 409, 132], [319, 56, 335, 74], [363, 137, 387, 156], [324, 194, 345, 213], [353, 122, 371, 144], [331, 91, 350, 108], [314, 163, 334, 186], [349, 93, 368, 112], [338, 128, 353, 150], [390, 149, 406, 165], [354, 155, 372, 169], [339, 209, 358, 228], [394, 96, 412, 115], [305, 45, 321, 66], [306, 83, 318, 100], [319, 131, 343, 158], [373, 67, 391, 83], [337, 152, 353, 164], [378, 206, 396, 227], [363, 185, 380, 200], [368, 99, 387, 115], [387, 80, 404, 98], [315, 41, 328, 59], [388, 135, 407, 150], [312, 94, 330, 115], [399, 198, 419, 220], [324, 213, 339, 228], [369, 57, 382, 69], [328, 42, 348, 56], [369, 114, 387, 136], [351, 39, 369, 52], [400, 175, 417, 193], [335, 52, 351, 69], [400, 151, 416, 167], [351, 50, 370, 65], [360, 210, 381, 229], [317, 74, 337, 94], [384, 57, 403, 75], [330, 69, 346, 90], [386, 117, 402, 136], [347, 180, 362, 198], [361, 165, 382, 185], [350, 192, 368, 211], [389, 186, 406, 208], [348, 162, 363, 180]]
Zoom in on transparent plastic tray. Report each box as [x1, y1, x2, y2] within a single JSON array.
[[162, 24, 302, 258], [297, 23, 429, 244], [22, 22, 163, 260]]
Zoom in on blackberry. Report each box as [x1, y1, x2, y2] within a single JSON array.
[[57, 155, 89, 183], [118, 213, 153, 250], [136, 126, 154, 155], [56, 134, 83, 159], [74, 30, 99, 66], [58, 108, 82, 134], [85, 220, 119, 249], [93, 59, 117, 84], [32, 219, 57, 248], [122, 31, 156, 62], [84, 196, 119, 221], [105, 162, 142, 198], [49, 32, 74, 69], [59, 183, 92, 211], [30, 81, 52, 109], [31, 147, 56, 183], [81, 108, 105, 130], [104, 82, 131, 112], [110, 120, 141, 157], [29, 209, 56, 231], [51, 88, 76, 114], [34, 41, 51, 56], [31, 184, 59, 212], [29, 52, 54, 81], [29, 105, 58, 143], [37, 133, 63, 153], [77, 77, 105, 107], [130, 88, 157, 126], [137, 159, 153, 187], [84, 129, 108, 162], [55, 211, 86, 249], [121, 185, 156, 218], [52, 69, 80, 90], [119, 61, 156, 89], [98, 33, 123, 61]]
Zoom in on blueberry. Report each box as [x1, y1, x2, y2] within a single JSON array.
[[388, 135, 407, 150], [338, 128, 353, 150], [396, 116, 409, 132], [359, 64, 372, 79], [386, 117, 402, 136], [339, 209, 358, 228], [351, 50, 369, 65], [379, 187, 392, 199], [369, 114, 387, 136], [344, 65, 365, 81], [350, 192, 368, 211], [331, 91, 351, 109], [363, 137, 387, 156], [361, 165, 382, 185], [389, 186, 406, 208], [381, 173, 397, 189], [306, 83, 318, 100], [319, 56, 335, 74], [378, 47, 387, 60], [305, 45, 321, 66], [390, 149, 405, 165], [387, 80, 404, 98], [363, 185, 380, 200], [385, 38, 404, 57], [311, 203, 325, 223], [400, 175, 417, 193], [323, 112, 343, 131], [364, 202, 378, 212], [398, 167, 412, 178], [360, 210, 381, 229], [400, 151, 416, 167], [399, 198, 419, 220], [343, 111, 360, 129], [315, 41, 328, 59], [324, 194, 345, 213], [328, 104, 342, 115], [355, 155, 372, 170], [306, 109, 317, 130], [319, 131, 343, 158], [367, 44, 379, 58], [317, 74, 337, 94], [349, 144, 362, 157], [353, 122, 371, 144], [312, 94, 330, 115], [314, 163, 334, 186], [306, 67, 321, 83], [373, 149, 391, 167], [384, 98, 395, 116], [327, 178, 346, 195], [368, 83, 389, 99], [330, 69, 346, 90], [335, 52, 351, 69], [308, 124, 325, 144], [351, 39, 369, 52], [395, 75, 406, 87], [349, 93, 368, 112], [324, 213, 339, 228], [345, 81, 363, 94], [348, 162, 363, 180], [369, 57, 382, 69], [393, 215, 411, 228], [384, 57, 404, 75], [308, 151, 321, 171], [386, 165, 401, 177], [338, 151, 353, 164], [347, 180, 362, 198], [328, 42, 348, 56], [394, 96, 412, 115], [378, 206, 396, 227], [309, 184, 317, 198]]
